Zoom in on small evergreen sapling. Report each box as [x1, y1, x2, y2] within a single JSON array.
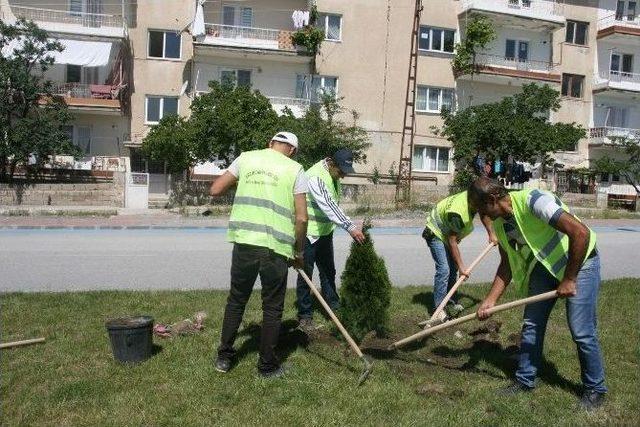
[[339, 220, 392, 342]]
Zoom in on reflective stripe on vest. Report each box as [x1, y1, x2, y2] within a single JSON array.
[[496, 189, 597, 295], [227, 149, 302, 258], [305, 160, 341, 236], [425, 191, 474, 243]]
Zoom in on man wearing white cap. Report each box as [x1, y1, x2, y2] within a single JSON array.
[[209, 131, 308, 378]]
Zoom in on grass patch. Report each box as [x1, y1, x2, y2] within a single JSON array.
[[2, 280, 639, 426]]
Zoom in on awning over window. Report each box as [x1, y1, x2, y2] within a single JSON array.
[[2, 38, 114, 67]]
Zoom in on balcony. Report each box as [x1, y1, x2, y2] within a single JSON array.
[[589, 127, 640, 146], [9, 6, 126, 39], [194, 23, 311, 61], [597, 13, 640, 40], [46, 83, 123, 114], [267, 96, 311, 117], [459, 0, 564, 28], [459, 53, 560, 84], [593, 70, 640, 94]]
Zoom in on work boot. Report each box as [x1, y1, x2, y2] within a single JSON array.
[[259, 364, 289, 379], [499, 381, 533, 396], [297, 317, 320, 333], [447, 303, 465, 318], [579, 391, 606, 411], [214, 356, 231, 373]]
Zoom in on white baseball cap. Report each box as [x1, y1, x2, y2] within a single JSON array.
[[271, 131, 299, 149]]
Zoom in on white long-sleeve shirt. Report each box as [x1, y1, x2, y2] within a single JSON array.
[[307, 160, 355, 242]]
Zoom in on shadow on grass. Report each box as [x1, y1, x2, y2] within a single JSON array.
[[431, 340, 582, 395], [235, 319, 309, 365]]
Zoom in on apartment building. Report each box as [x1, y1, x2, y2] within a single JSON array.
[[2, 0, 638, 195]]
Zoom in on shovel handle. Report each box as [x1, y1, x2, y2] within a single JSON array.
[[297, 269, 364, 358], [429, 242, 496, 322], [391, 290, 558, 349], [0, 338, 45, 349]]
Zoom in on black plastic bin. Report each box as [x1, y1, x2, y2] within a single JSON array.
[[106, 316, 154, 363]]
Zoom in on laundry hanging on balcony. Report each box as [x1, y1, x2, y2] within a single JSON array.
[[292, 10, 310, 29], [191, 0, 206, 37], [2, 37, 113, 67]]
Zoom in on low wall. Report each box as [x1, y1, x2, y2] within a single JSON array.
[[0, 179, 124, 207]]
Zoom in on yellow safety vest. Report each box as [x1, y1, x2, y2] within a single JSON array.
[[494, 189, 597, 295], [306, 160, 341, 237], [227, 148, 302, 259], [425, 191, 475, 244]]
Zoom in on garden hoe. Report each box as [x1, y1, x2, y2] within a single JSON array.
[[389, 290, 558, 350], [297, 269, 373, 386], [419, 242, 496, 328]]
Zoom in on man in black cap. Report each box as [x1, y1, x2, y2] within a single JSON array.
[[296, 149, 366, 332]]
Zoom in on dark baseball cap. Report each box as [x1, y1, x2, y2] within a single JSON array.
[[333, 149, 355, 175]]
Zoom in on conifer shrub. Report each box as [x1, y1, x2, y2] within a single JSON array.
[[339, 220, 392, 342]]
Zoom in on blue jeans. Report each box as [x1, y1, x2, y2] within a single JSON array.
[[425, 233, 458, 310], [515, 253, 607, 393], [296, 233, 339, 319]]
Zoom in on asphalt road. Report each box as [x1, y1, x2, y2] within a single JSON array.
[[1, 226, 639, 293]]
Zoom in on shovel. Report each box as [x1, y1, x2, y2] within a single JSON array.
[[389, 290, 558, 350], [418, 242, 496, 328], [297, 269, 373, 386]]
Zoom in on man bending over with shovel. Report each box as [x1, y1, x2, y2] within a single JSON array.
[[469, 177, 606, 410], [422, 190, 497, 326]]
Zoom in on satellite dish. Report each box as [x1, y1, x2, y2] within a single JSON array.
[[180, 80, 189, 96]]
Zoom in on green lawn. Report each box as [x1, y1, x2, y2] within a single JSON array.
[[2, 279, 639, 426]]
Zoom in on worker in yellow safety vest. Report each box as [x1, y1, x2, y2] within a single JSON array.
[[469, 177, 606, 411], [209, 132, 308, 379], [422, 190, 497, 325]]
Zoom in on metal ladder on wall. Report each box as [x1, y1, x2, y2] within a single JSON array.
[[395, 0, 423, 206]]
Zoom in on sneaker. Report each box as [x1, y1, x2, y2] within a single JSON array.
[[259, 365, 287, 379], [214, 356, 231, 373], [297, 318, 320, 333], [579, 391, 605, 411], [423, 311, 448, 329], [499, 381, 533, 396]]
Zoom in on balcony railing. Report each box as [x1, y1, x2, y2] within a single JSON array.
[[267, 96, 311, 108], [596, 70, 640, 88], [590, 127, 640, 144], [460, 0, 564, 21], [12, 6, 124, 29], [50, 83, 119, 100], [202, 23, 296, 51], [475, 53, 556, 73], [598, 13, 640, 30]]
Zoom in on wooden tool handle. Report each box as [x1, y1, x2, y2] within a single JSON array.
[[0, 338, 46, 349], [392, 290, 558, 349], [297, 269, 364, 358], [430, 242, 496, 321]]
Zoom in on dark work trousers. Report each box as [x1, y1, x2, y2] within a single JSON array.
[[295, 233, 339, 319], [217, 243, 289, 374]]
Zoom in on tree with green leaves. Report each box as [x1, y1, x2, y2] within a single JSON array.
[[142, 82, 369, 175], [339, 220, 392, 342], [593, 136, 640, 194], [433, 83, 586, 191], [0, 18, 80, 182], [452, 15, 496, 77]]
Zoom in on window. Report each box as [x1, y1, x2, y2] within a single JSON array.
[[505, 39, 529, 61], [508, 0, 531, 7], [616, 1, 637, 20], [611, 53, 634, 76], [222, 5, 253, 26], [69, 0, 83, 15], [221, 69, 251, 87], [317, 13, 342, 41], [565, 20, 588, 45], [419, 26, 455, 53], [148, 30, 181, 59], [412, 146, 450, 172], [416, 86, 454, 113], [561, 74, 584, 98], [66, 65, 81, 83], [145, 96, 179, 124]]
